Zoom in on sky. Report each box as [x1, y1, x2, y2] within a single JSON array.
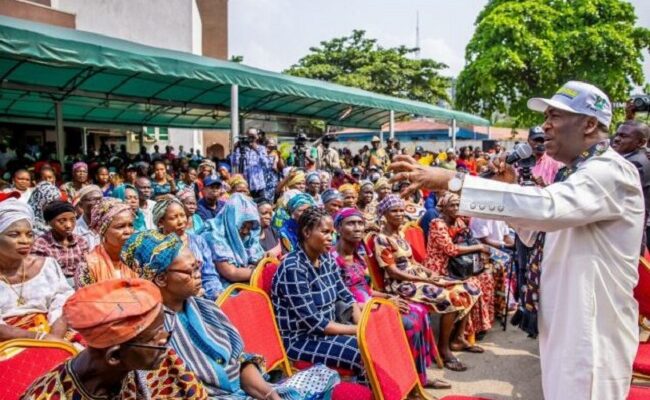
[[229, 0, 650, 93]]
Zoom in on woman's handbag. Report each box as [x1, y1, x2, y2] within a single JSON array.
[[447, 232, 485, 280]]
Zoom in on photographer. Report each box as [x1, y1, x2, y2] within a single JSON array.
[[230, 128, 270, 200], [318, 134, 340, 171]]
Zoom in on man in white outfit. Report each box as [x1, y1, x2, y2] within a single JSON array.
[[391, 81, 642, 400]]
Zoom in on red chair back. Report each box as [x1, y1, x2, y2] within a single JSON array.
[[0, 340, 77, 399], [628, 385, 650, 400], [217, 284, 292, 376], [358, 299, 429, 400], [364, 234, 386, 292], [402, 222, 426, 264], [250, 257, 281, 297], [635, 258, 650, 320]]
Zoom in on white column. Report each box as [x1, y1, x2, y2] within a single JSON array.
[[487, 125, 492, 139], [451, 118, 457, 149], [82, 127, 88, 155], [55, 101, 65, 167], [389, 110, 395, 140], [230, 84, 239, 153]]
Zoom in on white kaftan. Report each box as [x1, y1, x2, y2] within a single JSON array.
[[458, 148, 642, 400]]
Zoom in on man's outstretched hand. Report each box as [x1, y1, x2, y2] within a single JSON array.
[[389, 155, 455, 197]]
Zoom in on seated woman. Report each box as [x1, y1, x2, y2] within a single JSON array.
[[203, 193, 264, 287], [228, 174, 250, 195], [331, 208, 449, 389], [28, 181, 63, 236], [151, 161, 176, 200], [122, 230, 339, 399], [257, 199, 282, 259], [0, 199, 74, 342], [112, 183, 148, 232], [23, 278, 207, 399], [305, 172, 322, 205], [373, 178, 391, 204], [357, 182, 380, 232], [30, 200, 90, 286], [273, 207, 365, 381], [321, 189, 343, 218], [75, 198, 137, 287], [338, 184, 358, 208], [94, 166, 113, 197], [178, 187, 205, 235], [425, 192, 497, 337], [279, 193, 315, 253], [153, 197, 223, 300], [373, 195, 481, 372]]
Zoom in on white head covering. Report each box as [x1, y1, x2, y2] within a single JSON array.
[[0, 198, 34, 234]]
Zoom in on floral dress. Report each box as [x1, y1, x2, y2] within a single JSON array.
[[331, 248, 437, 385], [373, 232, 480, 320]]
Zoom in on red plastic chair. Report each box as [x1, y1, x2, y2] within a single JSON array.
[[635, 258, 650, 323], [628, 384, 650, 400], [217, 284, 292, 376], [440, 397, 491, 400], [402, 221, 426, 264], [0, 339, 78, 400], [365, 233, 386, 292], [250, 257, 281, 297], [633, 341, 650, 380]]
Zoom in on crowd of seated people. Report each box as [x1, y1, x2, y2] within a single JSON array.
[[1, 131, 614, 398]]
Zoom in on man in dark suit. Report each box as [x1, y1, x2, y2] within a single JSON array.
[[612, 120, 650, 250]]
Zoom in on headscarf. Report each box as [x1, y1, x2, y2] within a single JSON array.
[[436, 192, 460, 210], [217, 162, 231, 173], [72, 161, 88, 172], [306, 171, 321, 184], [90, 198, 132, 237], [338, 183, 357, 195], [360, 180, 374, 192], [228, 174, 248, 191], [111, 184, 136, 201], [321, 189, 342, 205], [0, 198, 33, 234], [28, 182, 62, 235], [63, 278, 162, 349], [111, 184, 147, 232], [287, 171, 306, 188], [334, 207, 363, 229], [177, 187, 196, 202], [287, 192, 315, 215], [202, 193, 263, 268], [121, 230, 184, 280], [199, 159, 216, 171], [152, 197, 184, 227], [73, 184, 102, 206], [43, 200, 75, 222], [320, 170, 331, 183], [374, 177, 390, 191], [376, 194, 405, 217]]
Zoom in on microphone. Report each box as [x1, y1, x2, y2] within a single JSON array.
[[480, 143, 533, 178]]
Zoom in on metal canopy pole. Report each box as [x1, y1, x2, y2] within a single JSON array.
[[138, 128, 144, 150], [389, 110, 395, 140], [451, 118, 457, 149], [82, 127, 88, 155], [230, 84, 239, 153], [54, 101, 65, 166]]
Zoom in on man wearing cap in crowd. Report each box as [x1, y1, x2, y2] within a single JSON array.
[[528, 126, 563, 186], [366, 136, 389, 169], [390, 80, 643, 400], [196, 176, 224, 222], [318, 134, 340, 171], [22, 278, 207, 399]]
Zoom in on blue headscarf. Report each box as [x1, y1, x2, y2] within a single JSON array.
[[286, 192, 315, 215], [203, 193, 263, 268], [111, 184, 147, 232], [121, 230, 184, 280]]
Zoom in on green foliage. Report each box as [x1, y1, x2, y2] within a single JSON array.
[[230, 55, 244, 63], [456, 0, 650, 127], [285, 30, 452, 104]]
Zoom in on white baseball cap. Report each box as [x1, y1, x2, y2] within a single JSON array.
[[527, 81, 612, 128]]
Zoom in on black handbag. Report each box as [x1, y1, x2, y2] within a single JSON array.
[[447, 231, 485, 280]]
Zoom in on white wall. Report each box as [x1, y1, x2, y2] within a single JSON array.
[[53, 0, 204, 153]]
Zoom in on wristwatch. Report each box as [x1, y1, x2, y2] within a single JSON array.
[[448, 172, 466, 193]]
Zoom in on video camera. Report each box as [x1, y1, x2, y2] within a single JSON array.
[[631, 94, 650, 113], [292, 133, 309, 168]]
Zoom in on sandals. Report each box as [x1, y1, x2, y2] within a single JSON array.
[[424, 378, 452, 389], [443, 357, 467, 372], [450, 343, 485, 353]]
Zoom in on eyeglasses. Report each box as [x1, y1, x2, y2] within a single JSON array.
[[123, 309, 176, 351], [166, 260, 202, 278]]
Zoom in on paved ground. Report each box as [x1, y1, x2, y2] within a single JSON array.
[[425, 323, 543, 399]]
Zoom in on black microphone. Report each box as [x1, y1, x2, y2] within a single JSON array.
[[480, 143, 533, 178]]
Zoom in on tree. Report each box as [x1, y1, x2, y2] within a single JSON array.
[[456, 0, 650, 127], [285, 30, 452, 104]]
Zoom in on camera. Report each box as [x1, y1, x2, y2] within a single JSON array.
[[631, 94, 650, 113], [292, 133, 309, 168]]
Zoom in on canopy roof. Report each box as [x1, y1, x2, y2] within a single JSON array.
[[0, 16, 489, 130]]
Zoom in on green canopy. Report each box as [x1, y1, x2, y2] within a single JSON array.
[[0, 15, 489, 130]]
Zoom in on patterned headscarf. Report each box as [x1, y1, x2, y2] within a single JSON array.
[[321, 189, 342, 205], [228, 174, 248, 191], [28, 182, 62, 235], [121, 230, 184, 280], [436, 192, 460, 210], [306, 171, 321, 184], [72, 162, 88, 172], [287, 171, 306, 188], [152, 197, 185, 227], [0, 198, 33, 233], [177, 187, 196, 202], [287, 192, 315, 215], [202, 193, 263, 268], [75, 184, 102, 204], [376, 194, 404, 217], [333, 207, 363, 229], [338, 183, 357, 195], [90, 198, 133, 237], [374, 177, 390, 191]]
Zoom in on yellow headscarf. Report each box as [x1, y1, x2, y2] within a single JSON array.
[[228, 174, 248, 192], [373, 178, 390, 191], [287, 171, 306, 188], [338, 183, 357, 194]]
